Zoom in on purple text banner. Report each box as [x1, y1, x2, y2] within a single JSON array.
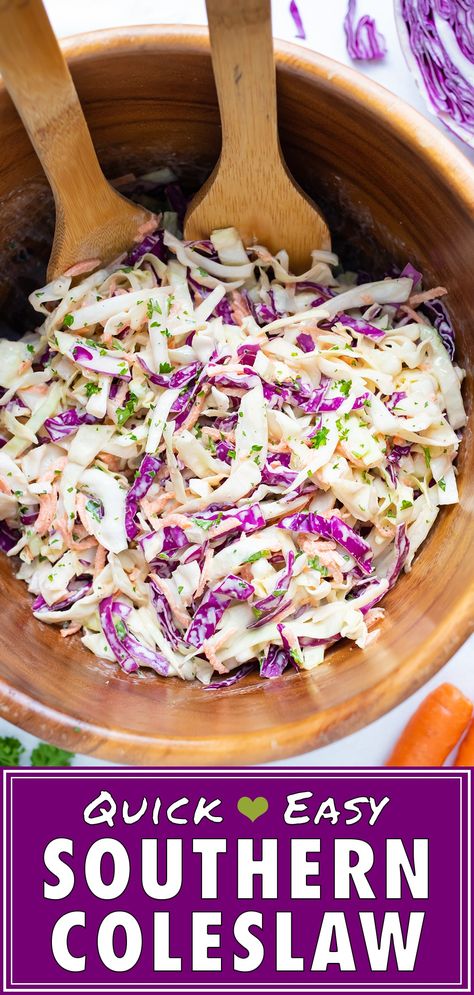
[[1, 767, 471, 994]]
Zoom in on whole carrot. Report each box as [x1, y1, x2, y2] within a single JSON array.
[[387, 683, 473, 767], [454, 719, 474, 766]]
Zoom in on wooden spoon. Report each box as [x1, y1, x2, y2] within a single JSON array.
[[185, 0, 330, 271], [0, 0, 155, 281]]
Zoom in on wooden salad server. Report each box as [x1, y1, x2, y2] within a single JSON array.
[[185, 0, 331, 271], [0, 0, 155, 281]]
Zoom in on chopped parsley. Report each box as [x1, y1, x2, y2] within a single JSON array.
[[0, 736, 24, 766], [85, 382, 101, 398], [308, 556, 329, 576], [243, 549, 270, 564], [336, 416, 349, 441], [115, 619, 127, 640], [401, 500, 413, 510], [116, 392, 138, 427], [310, 427, 329, 449], [438, 477, 446, 492], [30, 743, 74, 767], [63, 314, 74, 327], [147, 299, 162, 319]]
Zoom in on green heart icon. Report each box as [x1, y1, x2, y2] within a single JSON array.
[[237, 796, 269, 822]]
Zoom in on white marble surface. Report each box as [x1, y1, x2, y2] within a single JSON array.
[[1, 0, 473, 766]]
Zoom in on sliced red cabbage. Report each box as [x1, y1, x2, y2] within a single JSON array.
[[261, 462, 298, 488], [203, 662, 255, 690], [435, 0, 473, 62], [296, 332, 316, 353], [20, 508, 38, 526], [190, 504, 265, 536], [400, 263, 423, 290], [188, 277, 236, 324], [208, 367, 260, 392], [149, 578, 185, 649], [32, 582, 92, 614], [359, 525, 410, 613], [45, 408, 97, 442], [289, 0, 306, 39], [120, 635, 169, 675], [387, 390, 407, 411], [137, 356, 202, 389], [99, 596, 168, 675], [387, 443, 412, 467], [277, 623, 301, 668], [297, 281, 337, 298], [334, 313, 386, 340], [125, 229, 167, 266], [278, 512, 373, 574], [237, 342, 260, 366], [395, 0, 474, 147], [420, 297, 456, 360], [344, 0, 387, 60], [215, 439, 234, 463], [140, 525, 189, 562], [72, 345, 131, 381], [260, 643, 290, 679], [125, 454, 162, 540], [352, 392, 370, 410], [214, 296, 236, 324], [248, 599, 293, 631], [173, 369, 209, 427], [262, 380, 294, 408], [185, 574, 254, 648], [253, 550, 295, 615], [0, 522, 20, 553]]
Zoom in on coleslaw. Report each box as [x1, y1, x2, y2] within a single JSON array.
[[0, 218, 466, 685]]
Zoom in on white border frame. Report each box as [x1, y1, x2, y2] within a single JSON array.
[[2, 768, 471, 994]]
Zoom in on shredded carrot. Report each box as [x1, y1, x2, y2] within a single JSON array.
[[60, 623, 82, 637], [409, 286, 447, 308], [35, 490, 58, 536], [149, 573, 190, 627], [181, 386, 211, 432], [93, 544, 107, 579], [97, 452, 121, 471], [386, 683, 473, 767], [399, 305, 425, 325], [202, 628, 238, 674], [230, 290, 251, 326]]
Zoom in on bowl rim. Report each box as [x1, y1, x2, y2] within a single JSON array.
[[1, 24, 474, 764]]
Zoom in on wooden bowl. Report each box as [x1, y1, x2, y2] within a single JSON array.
[[1, 27, 474, 765]]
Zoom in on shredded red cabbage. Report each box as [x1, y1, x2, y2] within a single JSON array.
[[395, 0, 474, 147], [344, 0, 387, 60], [0, 522, 20, 553], [125, 229, 167, 266], [203, 662, 256, 690], [278, 512, 373, 574], [185, 574, 254, 648], [260, 643, 291, 679], [125, 455, 162, 540], [289, 0, 306, 39], [45, 408, 97, 442]]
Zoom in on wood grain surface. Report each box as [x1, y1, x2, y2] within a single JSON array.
[[0, 27, 473, 764], [184, 0, 330, 268], [0, 0, 153, 280]]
